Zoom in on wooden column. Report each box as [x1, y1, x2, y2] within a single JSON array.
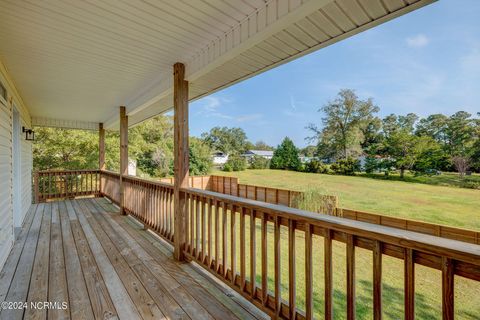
[[173, 62, 189, 261], [99, 123, 105, 196], [99, 123, 105, 170], [119, 106, 128, 215]]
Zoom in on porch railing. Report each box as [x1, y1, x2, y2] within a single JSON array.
[[181, 187, 480, 320], [34, 169, 100, 202], [33, 170, 480, 319]]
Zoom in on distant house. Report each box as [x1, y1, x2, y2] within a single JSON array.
[[212, 152, 229, 165], [241, 150, 274, 161]]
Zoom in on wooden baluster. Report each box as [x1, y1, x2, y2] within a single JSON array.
[[347, 234, 356, 320], [261, 212, 268, 306], [305, 223, 313, 320], [325, 230, 333, 320], [159, 188, 163, 232], [47, 172, 50, 199], [373, 241, 382, 320], [164, 188, 168, 236], [208, 198, 213, 268], [159, 188, 164, 234], [222, 202, 228, 278], [152, 187, 156, 230], [289, 220, 296, 319], [231, 205, 237, 284], [215, 200, 220, 273], [274, 216, 281, 316], [442, 257, 454, 320], [240, 207, 246, 292], [190, 195, 195, 255], [404, 248, 415, 320], [170, 190, 174, 241], [185, 192, 189, 250], [201, 197, 206, 264], [250, 209, 257, 298], [196, 195, 201, 260]]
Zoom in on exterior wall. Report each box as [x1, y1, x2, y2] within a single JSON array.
[[0, 60, 32, 270]]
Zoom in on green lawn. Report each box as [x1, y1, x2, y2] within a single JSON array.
[[359, 171, 480, 190], [214, 169, 480, 231]]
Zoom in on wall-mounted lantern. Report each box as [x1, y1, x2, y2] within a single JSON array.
[[22, 127, 35, 141]]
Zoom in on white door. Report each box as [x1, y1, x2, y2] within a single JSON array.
[[12, 106, 22, 227]]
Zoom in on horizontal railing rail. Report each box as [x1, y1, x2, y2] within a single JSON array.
[[181, 186, 480, 320], [34, 169, 101, 202]]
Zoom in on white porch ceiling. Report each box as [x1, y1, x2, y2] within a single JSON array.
[[0, 0, 435, 130]]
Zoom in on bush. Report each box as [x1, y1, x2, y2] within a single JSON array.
[[223, 155, 247, 172], [331, 157, 360, 175], [222, 163, 233, 172], [304, 160, 332, 174], [460, 180, 480, 189], [249, 155, 270, 169]]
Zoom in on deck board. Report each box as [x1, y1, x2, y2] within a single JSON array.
[[48, 202, 69, 320], [58, 201, 94, 320], [0, 198, 265, 320]]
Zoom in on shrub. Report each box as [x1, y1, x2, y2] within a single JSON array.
[[222, 163, 233, 172], [249, 155, 270, 169], [460, 180, 480, 189], [331, 157, 360, 175], [304, 160, 332, 174], [223, 155, 247, 172]]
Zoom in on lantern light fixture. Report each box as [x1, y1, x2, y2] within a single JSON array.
[[22, 126, 35, 141]]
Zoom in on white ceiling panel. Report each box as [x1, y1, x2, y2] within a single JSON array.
[[0, 0, 436, 130]]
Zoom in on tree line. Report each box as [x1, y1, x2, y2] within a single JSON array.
[[34, 88, 480, 181], [34, 116, 212, 177], [308, 89, 480, 177]]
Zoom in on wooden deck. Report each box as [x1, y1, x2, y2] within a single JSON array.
[[0, 198, 268, 320]]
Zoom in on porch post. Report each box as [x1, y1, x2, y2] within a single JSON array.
[[119, 106, 128, 215], [173, 62, 189, 261], [99, 123, 105, 170]]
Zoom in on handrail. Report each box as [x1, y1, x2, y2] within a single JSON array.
[[37, 169, 101, 174], [181, 186, 480, 319], [183, 187, 480, 266], [122, 174, 174, 189]]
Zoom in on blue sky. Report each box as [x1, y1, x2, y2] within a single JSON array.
[[189, 0, 480, 148]]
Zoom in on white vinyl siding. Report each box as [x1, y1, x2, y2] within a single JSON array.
[[0, 91, 13, 270], [0, 60, 32, 271]]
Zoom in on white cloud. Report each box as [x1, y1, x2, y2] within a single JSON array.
[[406, 34, 429, 48], [197, 94, 264, 123], [236, 114, 263, 122]]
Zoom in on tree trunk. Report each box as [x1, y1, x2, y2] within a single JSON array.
[[400, 168, 405, 179]]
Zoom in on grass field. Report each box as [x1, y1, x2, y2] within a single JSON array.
[[214, 169, 480, 231], [203, 169, 480, 319], [360, 171, 480, 190]]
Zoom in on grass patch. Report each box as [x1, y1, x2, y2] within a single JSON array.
[[359, 171, 480, 190], [214, 169, 480, 231]]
